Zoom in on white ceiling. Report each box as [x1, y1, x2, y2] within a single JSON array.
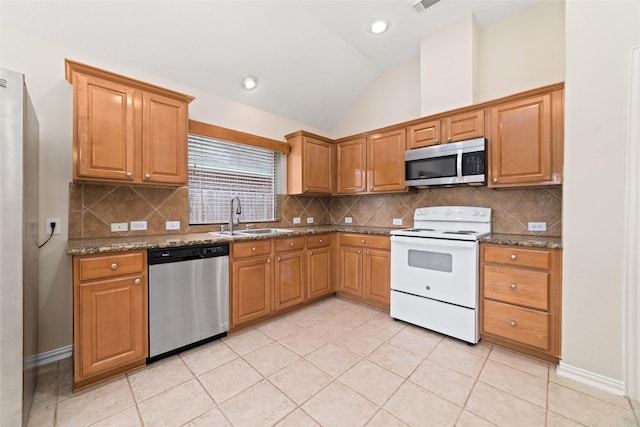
[[2, 0, 541, 130]]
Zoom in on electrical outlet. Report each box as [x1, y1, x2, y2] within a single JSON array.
[[293, 217, 301, 224], [130, 221, 147, 231], [345, 217, 352, 224], [306, 217, 314, 224], [528, 222, 547, 232], [392, 218, 403, 226], [45, 218, 61, 235], [111, 222, 128, 232], [165, 221, 180, 230]]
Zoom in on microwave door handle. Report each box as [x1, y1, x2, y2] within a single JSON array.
[[456, 149, 463, 182]]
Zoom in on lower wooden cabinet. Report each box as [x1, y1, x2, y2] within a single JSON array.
[[307, 234, 335, 300], [274, 237, 306, 311], [480, 243, 562, 363], [338, 234, 391, 309], [231, 240, 272, 327], [73, 250, 148, 390]]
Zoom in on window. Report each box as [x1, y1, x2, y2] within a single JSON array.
[[188, 134, 280, 224]]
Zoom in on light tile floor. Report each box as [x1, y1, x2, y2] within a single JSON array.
[[28, 297, 640, 426]]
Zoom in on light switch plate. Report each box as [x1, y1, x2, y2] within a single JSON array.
[[345, 217, 353, 224], [306, 217, 314, 224], [130, 221, 147, 231], [111, 222, 128, 232], [293, 217, 301, 224], [165, 221, 180, 230], [528, 222, 547, 231], [392, 218, 403, 226]]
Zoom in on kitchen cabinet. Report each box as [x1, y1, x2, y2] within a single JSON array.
[[480, 244, 562, 363], [488, 88, 563, 187], [231, 240, 272, 327], [73, 250, 147, 390], [274, 237, 306, 311], [406, 109, 485, 150], [286, 131, 334, 195], [338, 234, 391, 309], [65, 59, 194, 187], [307, 234, 335, 300], [336, 129, 405, 194]]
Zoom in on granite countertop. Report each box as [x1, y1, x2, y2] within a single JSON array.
[[480, 233, 563, 250], [66, 225, 396, 255]]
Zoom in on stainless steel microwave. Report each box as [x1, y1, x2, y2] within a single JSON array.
[[405, 137, 486, 188]]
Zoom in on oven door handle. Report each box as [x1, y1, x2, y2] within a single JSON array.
[[391, 235, 477, 249]]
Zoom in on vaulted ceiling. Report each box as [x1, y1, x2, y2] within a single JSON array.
[[2, 0, 541, 130]]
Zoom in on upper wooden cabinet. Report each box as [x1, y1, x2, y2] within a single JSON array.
[[286, 131, 334, 195], [407, 109, 485, 150], [488, 88, 563, 187], [336, 130, 405, 194], [65, 59, 194, 187]]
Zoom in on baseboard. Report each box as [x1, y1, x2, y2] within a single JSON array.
[[24, 345, 73, 369], [557, 362, 626, 396]]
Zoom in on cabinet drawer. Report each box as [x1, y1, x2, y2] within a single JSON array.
[[307, 234, 331, 249], [233, 240, 271, 259], [483, 300, 549, 350], [340, 234, 390, 250], [483, 245, 550, 270], [483, 265, 549, 311], [77, 251, 145, 281], [274, 237, 305, 253]]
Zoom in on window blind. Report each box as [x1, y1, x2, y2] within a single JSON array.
[[188, 134, 279, 224]]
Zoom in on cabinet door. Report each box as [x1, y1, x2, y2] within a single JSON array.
[[76, 275, 147, 380], [142, 92, 188, 185], [274, 251, 305, 311], [339, 246, 363, 297], [489, 94, 553, 187], [406, 120, 441, 149], [303, 137, 333, 193], [364, 249, 391, 306], [442, 109, 485, 143], [336, 138, 366, 194], [75, 74, 136, 181], [367, 130, 406, 193], [307, 246, 333, 299], [232, 257, 272, 327]]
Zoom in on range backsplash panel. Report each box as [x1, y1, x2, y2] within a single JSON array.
[[69, 183, 561, 239]]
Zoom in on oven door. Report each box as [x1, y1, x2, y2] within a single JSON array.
[[390, 235, 479, 308]]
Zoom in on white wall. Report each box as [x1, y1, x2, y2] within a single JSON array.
[[0, 25, 326, 353], [562, 0, 640, 388], [331, 59, 421, 138], [476, 0, 565, 102]]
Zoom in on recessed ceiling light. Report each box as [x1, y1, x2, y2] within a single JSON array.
[[242, 75, 258, 90], [369, 19, 389, 35]]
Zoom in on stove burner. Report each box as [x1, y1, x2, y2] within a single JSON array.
[[442, 230, 477, 235], [403, 228, 435, 232]]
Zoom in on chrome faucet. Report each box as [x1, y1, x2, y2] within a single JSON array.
[[229, 197, 242, 233]]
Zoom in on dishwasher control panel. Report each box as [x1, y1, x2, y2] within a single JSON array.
[[148, 243, 230, 265]]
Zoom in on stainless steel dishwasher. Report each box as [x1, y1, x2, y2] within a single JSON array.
[[147, 243, 229, 362]]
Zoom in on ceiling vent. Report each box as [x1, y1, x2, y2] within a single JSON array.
[[410, 0, 441, 14]]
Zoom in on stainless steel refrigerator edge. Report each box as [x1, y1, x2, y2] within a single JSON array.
[[0, 68, 40, 426]]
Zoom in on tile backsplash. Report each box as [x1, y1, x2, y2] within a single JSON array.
[[69, 183, 562, 239]]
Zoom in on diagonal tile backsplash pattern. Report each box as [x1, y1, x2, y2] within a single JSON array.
[[69, 183, 562, 239]]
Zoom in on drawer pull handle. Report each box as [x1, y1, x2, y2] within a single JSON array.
[[252, 247, 256, 252], [134, 278, 141, 285], [510, 254, 517, 260], [110, 263, 118, 270], [290, 242, 294, 247], [510, 284, 517, 290], [361, 239, 365, 244], [509, 321, 517, 327]]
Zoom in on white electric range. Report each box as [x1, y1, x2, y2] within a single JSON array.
[[390, 206, 491, 344]]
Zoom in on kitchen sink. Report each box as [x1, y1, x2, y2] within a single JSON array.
[[209, 231, 247, 236], [239, 228, 292, 235]]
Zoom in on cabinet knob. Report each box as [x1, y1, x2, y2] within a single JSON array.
[[510, 254, 517, 260], [290, 242, 294, 247], [134, 278, 141, 285], [126, 171, 133, 178], [277, 257, 281, 262], [144, 173, 151, 180], [509, 321, 517, 327], [266, 259, 270, 263], [110, 263, 118, 270], [309, 251, 313, 255], [447, 137, 452, 142], [305, 187, 309, 191], [435, 139, 439, 144], [357, 250, 361, 254], [510, 283, 517, 290], [252, 247, 256, 252], [360, 239, 365, 244], [319, 239, 323, 243], [366, 251, 370, 255], [369, 186, 373, 191], [493, 178, 498, 183]]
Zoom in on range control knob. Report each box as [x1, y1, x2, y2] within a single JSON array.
[[445, 209, 451, 216]]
